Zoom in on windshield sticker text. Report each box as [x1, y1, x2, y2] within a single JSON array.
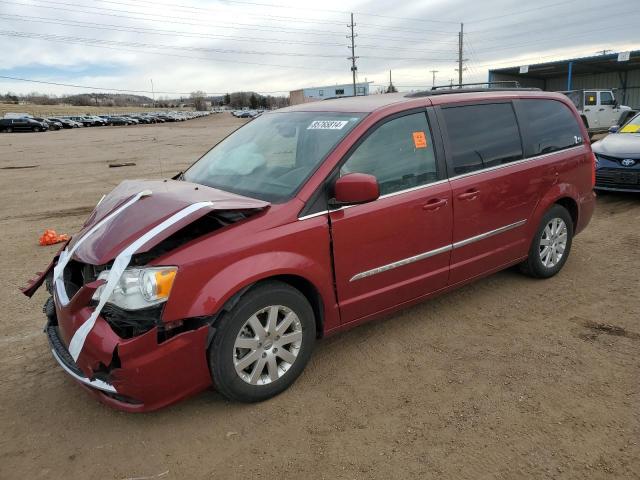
[[307, 120, 349, 130]]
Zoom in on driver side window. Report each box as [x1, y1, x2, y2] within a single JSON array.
[[341, 112, 438, 195]]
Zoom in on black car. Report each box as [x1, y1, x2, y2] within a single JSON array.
[[33, 117, 63, 131], [104, 116, 130, 126], [0, 117, 48, 132], [49, 117, 75, 129], [593, 112, 640, 192]]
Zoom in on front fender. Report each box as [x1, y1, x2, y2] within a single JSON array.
[[162, 251, 339, 333]]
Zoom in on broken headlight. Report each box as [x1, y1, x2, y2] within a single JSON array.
[[92, 267, 177, 311]]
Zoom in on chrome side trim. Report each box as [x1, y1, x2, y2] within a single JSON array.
[[297, 210, 329, 221], [448, 145, 584, 182], [452, 219, 527, 249], [51, 348, 117, 393], [378, 178, 450, 200], [350, 244, 452, 282], [349, 219, 526, 282]]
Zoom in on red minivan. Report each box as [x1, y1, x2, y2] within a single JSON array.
[[24, 88, 596, 411]]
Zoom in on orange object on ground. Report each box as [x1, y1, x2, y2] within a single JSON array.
[[39, 229, 69, 246]]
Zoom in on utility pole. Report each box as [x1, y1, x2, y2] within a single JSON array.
[[457, 23, 464, 87], [150, 78, 155, 108], [596, 49, 612, 55], [430, 70, 439, 87], [347, 13, 358, 96]]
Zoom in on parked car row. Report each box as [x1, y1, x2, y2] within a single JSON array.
[[0, 111, 211, 133]]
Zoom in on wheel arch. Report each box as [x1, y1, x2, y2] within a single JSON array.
[[214, 274, 326, 339], [554, 196, 578, 230], [528, 183, 581, 241], [162, 253, 338, 337]]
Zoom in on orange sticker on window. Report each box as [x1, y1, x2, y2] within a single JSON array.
[[412, 131, 427, 149]]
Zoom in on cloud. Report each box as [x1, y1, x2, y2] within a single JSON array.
[[0, 0, 637, 95]]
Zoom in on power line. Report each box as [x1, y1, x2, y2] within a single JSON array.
[[467, 0, 579, 23], [0, 13, 459, 53], [2, 0, 465, 45], [0, 31, 345, 72], [0, 74, 291, 95], [468, 20, 640, 54], [1, 0, 346, 38], [89, 0, 348, 26], [0, 30, 347, 58], [112, 0, 459, 24], [4, 0, 459, 39], [0, 13, 347, 47]]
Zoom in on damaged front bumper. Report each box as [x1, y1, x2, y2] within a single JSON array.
[[43, 287, 213, 412]]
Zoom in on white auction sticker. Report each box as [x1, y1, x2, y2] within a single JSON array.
[[307, 120, 349, 130]]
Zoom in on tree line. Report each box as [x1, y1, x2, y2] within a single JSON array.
[[1, 90, 289, 110]]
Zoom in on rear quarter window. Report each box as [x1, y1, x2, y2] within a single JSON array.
[[516, 99, 583, 157], [440, 102, 523, 176]]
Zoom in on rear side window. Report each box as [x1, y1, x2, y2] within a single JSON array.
[[341, 112, 438, 195], [441, 103, 523, 175], [600, 91, 615, 105], [585, 92, 597, 106], [517, 99, 583, 157]]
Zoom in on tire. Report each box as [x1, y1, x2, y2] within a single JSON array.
[[33, 126, 41, 132], [520, 204, 573, 278], [209, 281, 316, 402], [5, 127, 12, 133]]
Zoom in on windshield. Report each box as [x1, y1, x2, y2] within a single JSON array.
[[620, 113, 640, 133], [184, 111, 363, 202]]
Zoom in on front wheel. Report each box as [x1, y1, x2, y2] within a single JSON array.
[[209, 281, 316, 402], [520, 205, 573, 278]]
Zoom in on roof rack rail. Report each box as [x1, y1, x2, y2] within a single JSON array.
[[404, 81, 541, 98], [430, 81, 522, 90]]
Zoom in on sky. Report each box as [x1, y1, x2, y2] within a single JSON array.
[[0, 0, 638, 97]]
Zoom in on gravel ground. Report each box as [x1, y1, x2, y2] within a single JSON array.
[[1, 114, 638, 480]]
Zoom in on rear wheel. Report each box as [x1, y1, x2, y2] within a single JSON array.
[[209, 281, 316, 402], [520, 205, 573, 278], [33, 126, 41, 132], [5, 127, 12, 133]]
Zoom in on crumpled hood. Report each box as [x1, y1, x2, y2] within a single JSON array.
[[592, 133, 640, 159], [70, 179, 269, 265]]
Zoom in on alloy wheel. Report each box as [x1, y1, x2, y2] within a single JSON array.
[[539, 218, 568, 268], [233, 305, 303, 385]]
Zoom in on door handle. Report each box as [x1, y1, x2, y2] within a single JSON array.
[[584, 108, 590, 112], [423, 198, 447, 211], [598, 108, 605, 111], [457, 189, 480, 201]]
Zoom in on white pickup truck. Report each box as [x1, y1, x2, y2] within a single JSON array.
[[560, 89, 636, 136]]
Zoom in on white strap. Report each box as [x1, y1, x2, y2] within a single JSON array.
[[53, 190, 152, 284], [68, 201, 214, 361]]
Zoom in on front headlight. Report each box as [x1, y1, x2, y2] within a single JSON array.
[[92, 266, 177, 311]]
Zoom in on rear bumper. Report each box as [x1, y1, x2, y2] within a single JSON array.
[[45, 294, 213, 412]]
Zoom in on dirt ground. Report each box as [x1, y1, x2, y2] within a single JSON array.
[[1, 115, 638, 480]]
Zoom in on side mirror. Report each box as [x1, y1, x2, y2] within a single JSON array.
[[332, 173, 380, 206], [608, 125, 619, 133]]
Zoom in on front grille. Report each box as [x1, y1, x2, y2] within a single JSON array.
[[101, 304, 162, 339], [596, 168, 639, 187]]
